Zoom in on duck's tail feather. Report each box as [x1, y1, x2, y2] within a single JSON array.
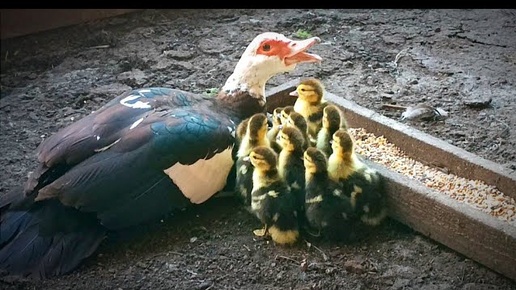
[[0, 199, 107, 279]]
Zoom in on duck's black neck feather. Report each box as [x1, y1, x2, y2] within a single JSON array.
[[216, 89, 266, 122]]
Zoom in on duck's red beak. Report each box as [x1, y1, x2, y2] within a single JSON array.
[[284, 37, 322, 66]]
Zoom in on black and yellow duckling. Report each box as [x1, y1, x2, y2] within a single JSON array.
[[316, 104, 348, 157], [235, 113, 270, 206], [235, 117, 250, 149], [267, 107, 284, 153], [303, 147, 355, 241], [284, 111, 310, 149], [279, 105, 294, 125], [276, 126, 307, 223], [248, 145, 300, 245], [328, 129, 388, 226], [290, 77, 328, 144]]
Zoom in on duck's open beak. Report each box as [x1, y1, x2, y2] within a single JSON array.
[[284, 37, 322, 66]]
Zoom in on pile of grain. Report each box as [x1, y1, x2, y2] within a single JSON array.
[[348, 127, 516, 225]]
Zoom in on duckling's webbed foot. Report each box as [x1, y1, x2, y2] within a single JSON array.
[[304, 226, 321, 238], [253, 225, 269, 237]]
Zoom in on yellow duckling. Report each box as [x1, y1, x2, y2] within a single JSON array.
[[267, 107, 284, 153], [303, 147, 355, 241], [284, 111, 310, 149], [328, 129, 388, 226], [289, 78, 328, 144], [316, 104, 348, 157], [248, 146, 300, 245], [235, 113, 270, 206], [276, 126, 307, 224]]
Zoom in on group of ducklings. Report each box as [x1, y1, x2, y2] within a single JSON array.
[[234, 78, 388, 246]]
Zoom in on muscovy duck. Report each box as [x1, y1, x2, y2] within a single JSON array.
[[0, 32, 322, 278]]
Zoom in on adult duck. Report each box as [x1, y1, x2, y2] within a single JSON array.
[[0, 32, 322, 278]]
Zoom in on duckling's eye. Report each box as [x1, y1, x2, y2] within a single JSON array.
[[262, 44, 271, 51]]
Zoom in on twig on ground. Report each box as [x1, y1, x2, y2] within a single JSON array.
[[381, 104, 407, 110], [275, 255, 301, 264]]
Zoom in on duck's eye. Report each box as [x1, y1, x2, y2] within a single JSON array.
[[262, 44, 271, 51]]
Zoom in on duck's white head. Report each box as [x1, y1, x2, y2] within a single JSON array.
[[222, 32, 322, 99]]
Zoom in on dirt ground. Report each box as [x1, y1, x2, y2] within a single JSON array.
[[1, 9, 516, 290]]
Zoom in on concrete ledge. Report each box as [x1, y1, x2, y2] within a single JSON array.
[[265, 78, 516, 281]]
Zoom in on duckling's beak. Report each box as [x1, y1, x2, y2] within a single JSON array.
[[289, 89, 299, 97], [284, 37, 322, 66]]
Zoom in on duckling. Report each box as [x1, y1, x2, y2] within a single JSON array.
[[303, 147, 355, 241], [267, 107, 284, 153], [276, 126, 307, 223], [284, 111, 310, 149], [248, 146, 300, 245], [328, 129, 388, 226], [279, 105, 294, 125], [235, 117, 249, 149], [235, 113, 270, 206], [316, 104, 348, 157], [290, 78, 328, 144]]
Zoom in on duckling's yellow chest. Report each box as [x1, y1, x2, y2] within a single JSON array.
[[294, 101, 323, 136], [327, 154, 360, 182], [277, 150, 293, 179]]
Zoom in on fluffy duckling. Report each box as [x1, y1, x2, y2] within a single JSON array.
[[316, 104, 348, 157], [235, 118, 249, 149], [267, 107, 284, 153], [290, 78, 328, 144], [248, 146, 300, 245], [235, 113, 270, 206], [284, 111, 310, 149], [328, 129, 388, 226], [303, 147, 355, 241], [276, 126, 307, 222], [279, 105, 294, 125]]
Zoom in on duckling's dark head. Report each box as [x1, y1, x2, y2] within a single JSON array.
[[249, 145, 278, 170], [236, 118, 250, 141], [277, 126, 305, 151], [323, 105, 343, 131], [289, 77, 325, 104], [280, 105, 294, 124], [332, 129, 354, 155], [248, 113, 269, 140], [304, 147, 328, 174], [272, 107, 283, 125], [287, 111, 308, 134]]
